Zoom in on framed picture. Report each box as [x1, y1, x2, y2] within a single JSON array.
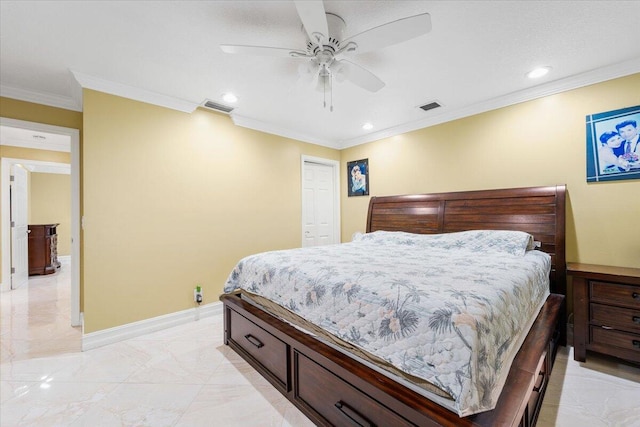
[[347, 159, 369, 196], [586, 105, 640, 182]]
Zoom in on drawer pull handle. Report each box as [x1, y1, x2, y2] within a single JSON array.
[[633, 316, 640, 325], [633, 340, 640, 349], [335, 401, 373, 427], [601, 325, 614, 330], [533, 371, 545, 392], [244, 334, 264, 349], [633, 292, 640, 301]]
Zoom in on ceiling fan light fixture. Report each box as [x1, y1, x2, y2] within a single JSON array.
[[221, 3, 431, 111], [526, 66, 551, 79]]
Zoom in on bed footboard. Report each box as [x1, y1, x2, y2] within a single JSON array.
[[222, 292, 564, 427]]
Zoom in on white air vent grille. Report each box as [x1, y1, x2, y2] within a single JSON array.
[[202, 100, 234, 114], [419, 101, 441, 112]]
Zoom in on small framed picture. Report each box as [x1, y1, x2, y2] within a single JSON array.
[[347, 159, 369, 197], [586, 105, 640, 182]]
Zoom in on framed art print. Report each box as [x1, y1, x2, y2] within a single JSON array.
[[347, 159, 369, 196], [586, 105, 640, 182]]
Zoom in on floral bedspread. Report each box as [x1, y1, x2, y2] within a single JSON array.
[[223, 230, 551, 416]]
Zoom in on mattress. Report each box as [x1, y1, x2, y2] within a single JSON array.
[[223, 230, 551, 416]]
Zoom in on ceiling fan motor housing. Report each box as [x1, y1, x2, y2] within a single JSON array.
[[304, 13, 346, 56]]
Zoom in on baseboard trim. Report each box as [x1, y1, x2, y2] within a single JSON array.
[[82, 302, 222, 351]]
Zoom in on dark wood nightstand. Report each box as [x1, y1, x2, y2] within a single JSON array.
[[568, 263, 640, 363]]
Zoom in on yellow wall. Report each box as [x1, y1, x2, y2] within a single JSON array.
[[340, 73, 640, 269], [0, 97, 83, 130], [82, 89, 340, 332], [2, 75, 638, 334], [29, 172, 71, 256]]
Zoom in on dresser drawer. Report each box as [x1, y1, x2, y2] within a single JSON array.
[[590, 281, 640, 309], [591, 303, 640, 333], [591, 326, 640, 353], [295, 352, 414, 427], [228, 309, 289, 389]]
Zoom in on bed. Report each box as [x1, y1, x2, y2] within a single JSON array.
[[221, 184, 566, 426]]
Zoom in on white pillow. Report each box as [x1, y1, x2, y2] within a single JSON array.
[[356, 229, 535, 257]]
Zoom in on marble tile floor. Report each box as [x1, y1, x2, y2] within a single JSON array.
[[1, 265, 639, 426]]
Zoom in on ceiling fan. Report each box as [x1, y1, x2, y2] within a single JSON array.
[[220, 1, 432, 111]]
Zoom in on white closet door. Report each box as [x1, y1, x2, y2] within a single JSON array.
[[302, 162, 336, 247]]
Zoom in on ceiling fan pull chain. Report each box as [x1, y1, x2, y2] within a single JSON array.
[[330, 73, 334, 112], [323, 72, 327, 109]]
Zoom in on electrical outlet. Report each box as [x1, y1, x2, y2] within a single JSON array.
[[194, 286, 203, 304]]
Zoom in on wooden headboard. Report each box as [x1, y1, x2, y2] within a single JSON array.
[[366, 185, 566, 296]]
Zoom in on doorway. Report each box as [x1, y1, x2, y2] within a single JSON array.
[[301, 155, 340, 247], [0, 118, 80, 327]]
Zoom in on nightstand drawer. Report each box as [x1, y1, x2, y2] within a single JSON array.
[[590, 281, 640, 309], [591, 303, 640, 333], [591, 326, 640, 353]]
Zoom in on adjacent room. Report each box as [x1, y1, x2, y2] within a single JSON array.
[[1, 1, 639, 426]]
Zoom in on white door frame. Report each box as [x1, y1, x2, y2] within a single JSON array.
[[10, 163, 29, 289], [0, 117, 81, 327], [301, 155, 341, 246]]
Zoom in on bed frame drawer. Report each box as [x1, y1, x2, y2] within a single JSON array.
[[227, 308, 289, 392], [525, 352, 548, 427], [294, 351, 414, 427]]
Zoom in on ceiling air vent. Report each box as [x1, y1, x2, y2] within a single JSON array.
[[419, 101, 442, 112], [202, 100, 234, 114]]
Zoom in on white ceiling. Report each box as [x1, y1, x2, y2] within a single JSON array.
[[1, 1, 639, 149]]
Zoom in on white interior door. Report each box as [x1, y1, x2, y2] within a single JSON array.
[[302, 161, 336, 247], [10, 164, 29, 289]]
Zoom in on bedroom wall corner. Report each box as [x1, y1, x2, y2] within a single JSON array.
[[339, 73, 640, 270]]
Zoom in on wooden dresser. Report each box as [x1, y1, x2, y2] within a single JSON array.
[[28, 224, 60, 276], [568, 263, 640, 363]]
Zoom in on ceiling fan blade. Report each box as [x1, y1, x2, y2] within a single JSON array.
[[336, 60, 385, 92], [220, 44, 308, 58], [294, 0, 328, 45], [342, 13, 432, 55]]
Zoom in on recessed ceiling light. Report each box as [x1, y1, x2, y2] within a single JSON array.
[[222, 93, 238, 103], [526, 66, 551, 79], [362, 122, 373, 130]]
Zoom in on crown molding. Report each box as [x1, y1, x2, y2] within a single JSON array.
[[231, 114, 341, 149], [70, 70, 199, 114], [3, 58, 638, 150], [0, 84, 82, 112], [339, 57, 640, 149]]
